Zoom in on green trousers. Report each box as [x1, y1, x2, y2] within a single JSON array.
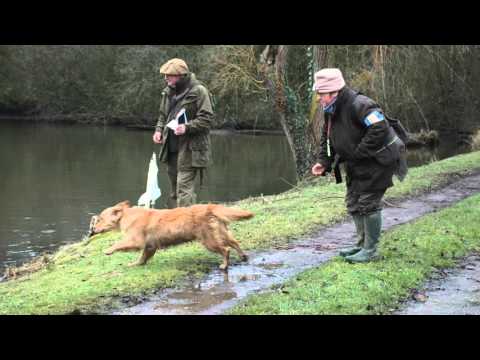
[[167, 152, 200, 208], [345, 187, 386, 216]]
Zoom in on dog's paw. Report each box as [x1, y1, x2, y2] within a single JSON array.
[[219, 264, 229, 272], [128, 261, 145, 267]]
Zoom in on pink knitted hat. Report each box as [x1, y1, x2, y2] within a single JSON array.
[[313, 68, 346, 93]]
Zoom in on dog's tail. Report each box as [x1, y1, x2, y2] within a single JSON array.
[[210, 205, 254, 223]]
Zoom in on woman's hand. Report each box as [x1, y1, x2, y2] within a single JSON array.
[[312, 163, 326, 176]]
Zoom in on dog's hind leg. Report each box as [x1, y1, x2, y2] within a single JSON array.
[[128, 242, 157, 267], [222, 228, 248, 262], [199, 224, 232, 271], [200, 235, 231, 271], [203, 243, 231, 271]]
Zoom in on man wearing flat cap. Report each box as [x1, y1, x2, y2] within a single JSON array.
[[311, 68, 406, 263], [153, 58, 215, 208]]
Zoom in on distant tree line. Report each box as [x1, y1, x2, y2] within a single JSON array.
[[0, 45, 479, 134]]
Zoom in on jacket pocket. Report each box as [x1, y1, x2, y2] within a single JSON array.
[[191, 149, 208, 167], [189, 135, 210, 167], [189, 134, 209, 150]]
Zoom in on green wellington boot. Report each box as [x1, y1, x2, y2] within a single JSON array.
[[345, 211, 382, 263], [339, 214, 365, 257]]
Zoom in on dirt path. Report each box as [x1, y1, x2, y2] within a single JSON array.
[[395, 254, 480, 315], [112, 172, 480, 315]]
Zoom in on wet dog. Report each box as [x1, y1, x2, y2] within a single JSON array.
[[90, 201, 254, 270]]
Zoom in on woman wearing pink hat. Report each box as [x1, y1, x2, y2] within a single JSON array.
[[311, 68, 406, 263]]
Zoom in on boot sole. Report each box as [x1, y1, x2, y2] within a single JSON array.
[[345, 255, 380, 264], [339, 249, 362, 257]]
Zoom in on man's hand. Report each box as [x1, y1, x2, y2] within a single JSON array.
[[175, 124, 186, 136], [153, 131, 163, 144], [312, 163, 326, 176]]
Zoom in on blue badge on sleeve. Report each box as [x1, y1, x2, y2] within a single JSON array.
[[363, 111, 385, 127]]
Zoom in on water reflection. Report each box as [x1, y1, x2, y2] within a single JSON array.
[[407, 139, 471, 168]]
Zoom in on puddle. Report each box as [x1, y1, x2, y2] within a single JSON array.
[[257, 262, 284, 270], [154, 290, 237, 312], [112, 172, 480, 315], [113, 248, 334, 315], [395, 254, 480, 315]]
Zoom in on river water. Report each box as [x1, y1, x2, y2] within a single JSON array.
[[0, 120, 471, 270]]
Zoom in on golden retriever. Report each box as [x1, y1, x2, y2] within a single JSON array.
[[90, 201, 254, 271]]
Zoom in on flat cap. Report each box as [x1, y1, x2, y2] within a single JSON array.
[[159, 58, 189, 75]]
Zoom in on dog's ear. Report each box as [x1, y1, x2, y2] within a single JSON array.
[[115, 200, 131, 209], [111, 207, 124, 222]]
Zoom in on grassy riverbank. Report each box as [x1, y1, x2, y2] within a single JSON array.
[[228, 193, 480, 315], [1, 151, 479, 315]]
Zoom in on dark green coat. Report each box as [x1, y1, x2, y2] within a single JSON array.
[[156, 74, 214, 170], [318, 87, 397, 193]]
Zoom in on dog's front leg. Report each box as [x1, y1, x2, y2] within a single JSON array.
[[104, 235, 142, 256], [128, 242, 157, 267]]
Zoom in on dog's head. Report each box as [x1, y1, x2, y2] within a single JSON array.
[[90, 201, 131, 236]]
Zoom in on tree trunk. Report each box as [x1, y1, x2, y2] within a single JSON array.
[[273, 46, 297, 168], [313, 45, 328, 72], [259, 45, 297, 175], [308, 46, 329, 156], [260, 45, 329, 180]]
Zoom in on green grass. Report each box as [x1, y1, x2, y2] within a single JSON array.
[[0, 232, 223, 315], [228, 193, 480, 315], [1, 151, 480, 314]]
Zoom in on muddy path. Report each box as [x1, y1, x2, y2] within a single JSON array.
[[111, 172, 480, 315], [395, 253, 480, 315]]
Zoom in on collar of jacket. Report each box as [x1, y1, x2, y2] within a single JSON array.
[[330, 87, 359, 115], [173, 74, 192, 94]]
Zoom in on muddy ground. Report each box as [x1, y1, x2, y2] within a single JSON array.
[[103, 172, 480, 315]]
